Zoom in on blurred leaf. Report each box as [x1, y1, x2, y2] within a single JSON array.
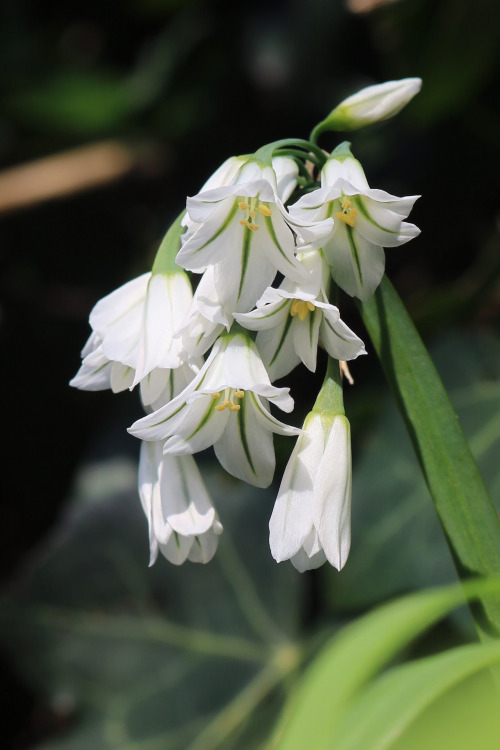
[[327, 330, 500, 611], [0, 459, 303, 749], [271, 578, 500, 750], [333, 640, 500, 750], [358, 279, 500, 637]]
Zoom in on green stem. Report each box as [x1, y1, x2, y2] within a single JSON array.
[[359, 276, 500, 638], [312, 357, 345, 416], [254, 139, 327, 167]]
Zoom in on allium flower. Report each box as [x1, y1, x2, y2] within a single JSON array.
[[129, 332, 301, 488], [139, 441, 222, 565], [316, 77, 422, 132], [289, 143, 420, 301], [269, 411, 352, 572], [175, 156, 331, 327], [70, 269, 194, 404], [235, 250, 366, 380]]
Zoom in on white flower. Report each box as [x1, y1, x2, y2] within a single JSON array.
[[289, 144, 420, 301], [128, 332, 301, 488], [175, 156, 331, 327], [70, 269, 195, 401], [318, 78, 422, 132], [269, 412, 352, 572], [139, 441, 222, 565], [235, 250, 366, 380]]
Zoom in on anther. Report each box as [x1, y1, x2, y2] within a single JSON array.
[[257, 204, 272, 216]]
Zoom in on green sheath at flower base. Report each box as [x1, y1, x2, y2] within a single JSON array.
[[151, 211, 187, 274]]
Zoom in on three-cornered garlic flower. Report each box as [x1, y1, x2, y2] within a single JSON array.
[[316, 78, 422, 132], [234, 250, 366, 380], [70, 269, 194, 406], [269, 412, 351, 572], [129, 332, 301, 488], [175, 156, 332, 327], [139, 441, 222, 565], [289, 143, 420, 301]]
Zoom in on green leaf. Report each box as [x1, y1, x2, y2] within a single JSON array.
[[271, 579, 500, 750], [359, 277, 500, 636], [327, 330, 500, 613], [333, 640, 500, 750]]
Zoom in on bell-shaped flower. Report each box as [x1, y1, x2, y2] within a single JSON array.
[[234, 250, 366, 380], [289, 143, 420, 301], [314, 77, 422, 133], [128, 332, 301, 488], [71, 269, 195, 403], [269, 411, 352, 572], [139, 441, 222, 565], [175, 156, 332, 327]]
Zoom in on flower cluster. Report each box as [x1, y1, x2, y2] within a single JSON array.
[[71, 78, 421, 572]]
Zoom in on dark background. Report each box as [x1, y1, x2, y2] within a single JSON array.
[[1, 0, 500, 747]]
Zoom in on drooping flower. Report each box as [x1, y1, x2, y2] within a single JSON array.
[[234, 250, 366, 380], [289, 142, 420, 301], [269, 411, 352, 572], [70, 269, 195, 405], [314, 77, 422, 133], [128, 332, 301, 488], [175, 156, 331, 327], [139, 441, 222, 565]]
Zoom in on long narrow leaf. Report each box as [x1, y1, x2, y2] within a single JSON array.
[[359, 276, 500, 636]]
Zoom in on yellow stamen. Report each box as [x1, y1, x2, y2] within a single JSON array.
[[247, 222, 259, 231], [336, 197, 357, 228], [213, 388, 245, 412], [248, 210, 256, 218], [258, 204, 272, 216], [238, 201, 249, 210], [290, 299, 316, 321]]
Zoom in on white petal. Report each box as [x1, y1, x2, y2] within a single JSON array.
[[133, 272, 192, 386], [110, 361, 135, 393], [163, 395, 228, 455], [320, 312, 367, 362], [90, 273, 150, 367], [354, 194, 420, 247], [272, 156, 299, 203], [314, 416, 352, 571], [250, 393, 300, 433], [69, 346, 112, 391], [321, 157, 369, 191], [214, 395, 276, 488], [158, 533, 193, 565], [324, 224, 386, 301], [158, 454, 215, 535], [188, 522, 222, 563], [291, 545, 327, 572], [269, 427, 321, 561], [292, 310, 321, 373]]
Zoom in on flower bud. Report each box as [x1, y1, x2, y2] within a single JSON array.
[[314, 77, 422, 134]]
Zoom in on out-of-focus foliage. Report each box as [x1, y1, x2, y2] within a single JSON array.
[[0, 466, 303, 750], [272, 579, 500, 750]]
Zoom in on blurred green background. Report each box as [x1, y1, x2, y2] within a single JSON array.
[[1, 0, 500, 747]]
